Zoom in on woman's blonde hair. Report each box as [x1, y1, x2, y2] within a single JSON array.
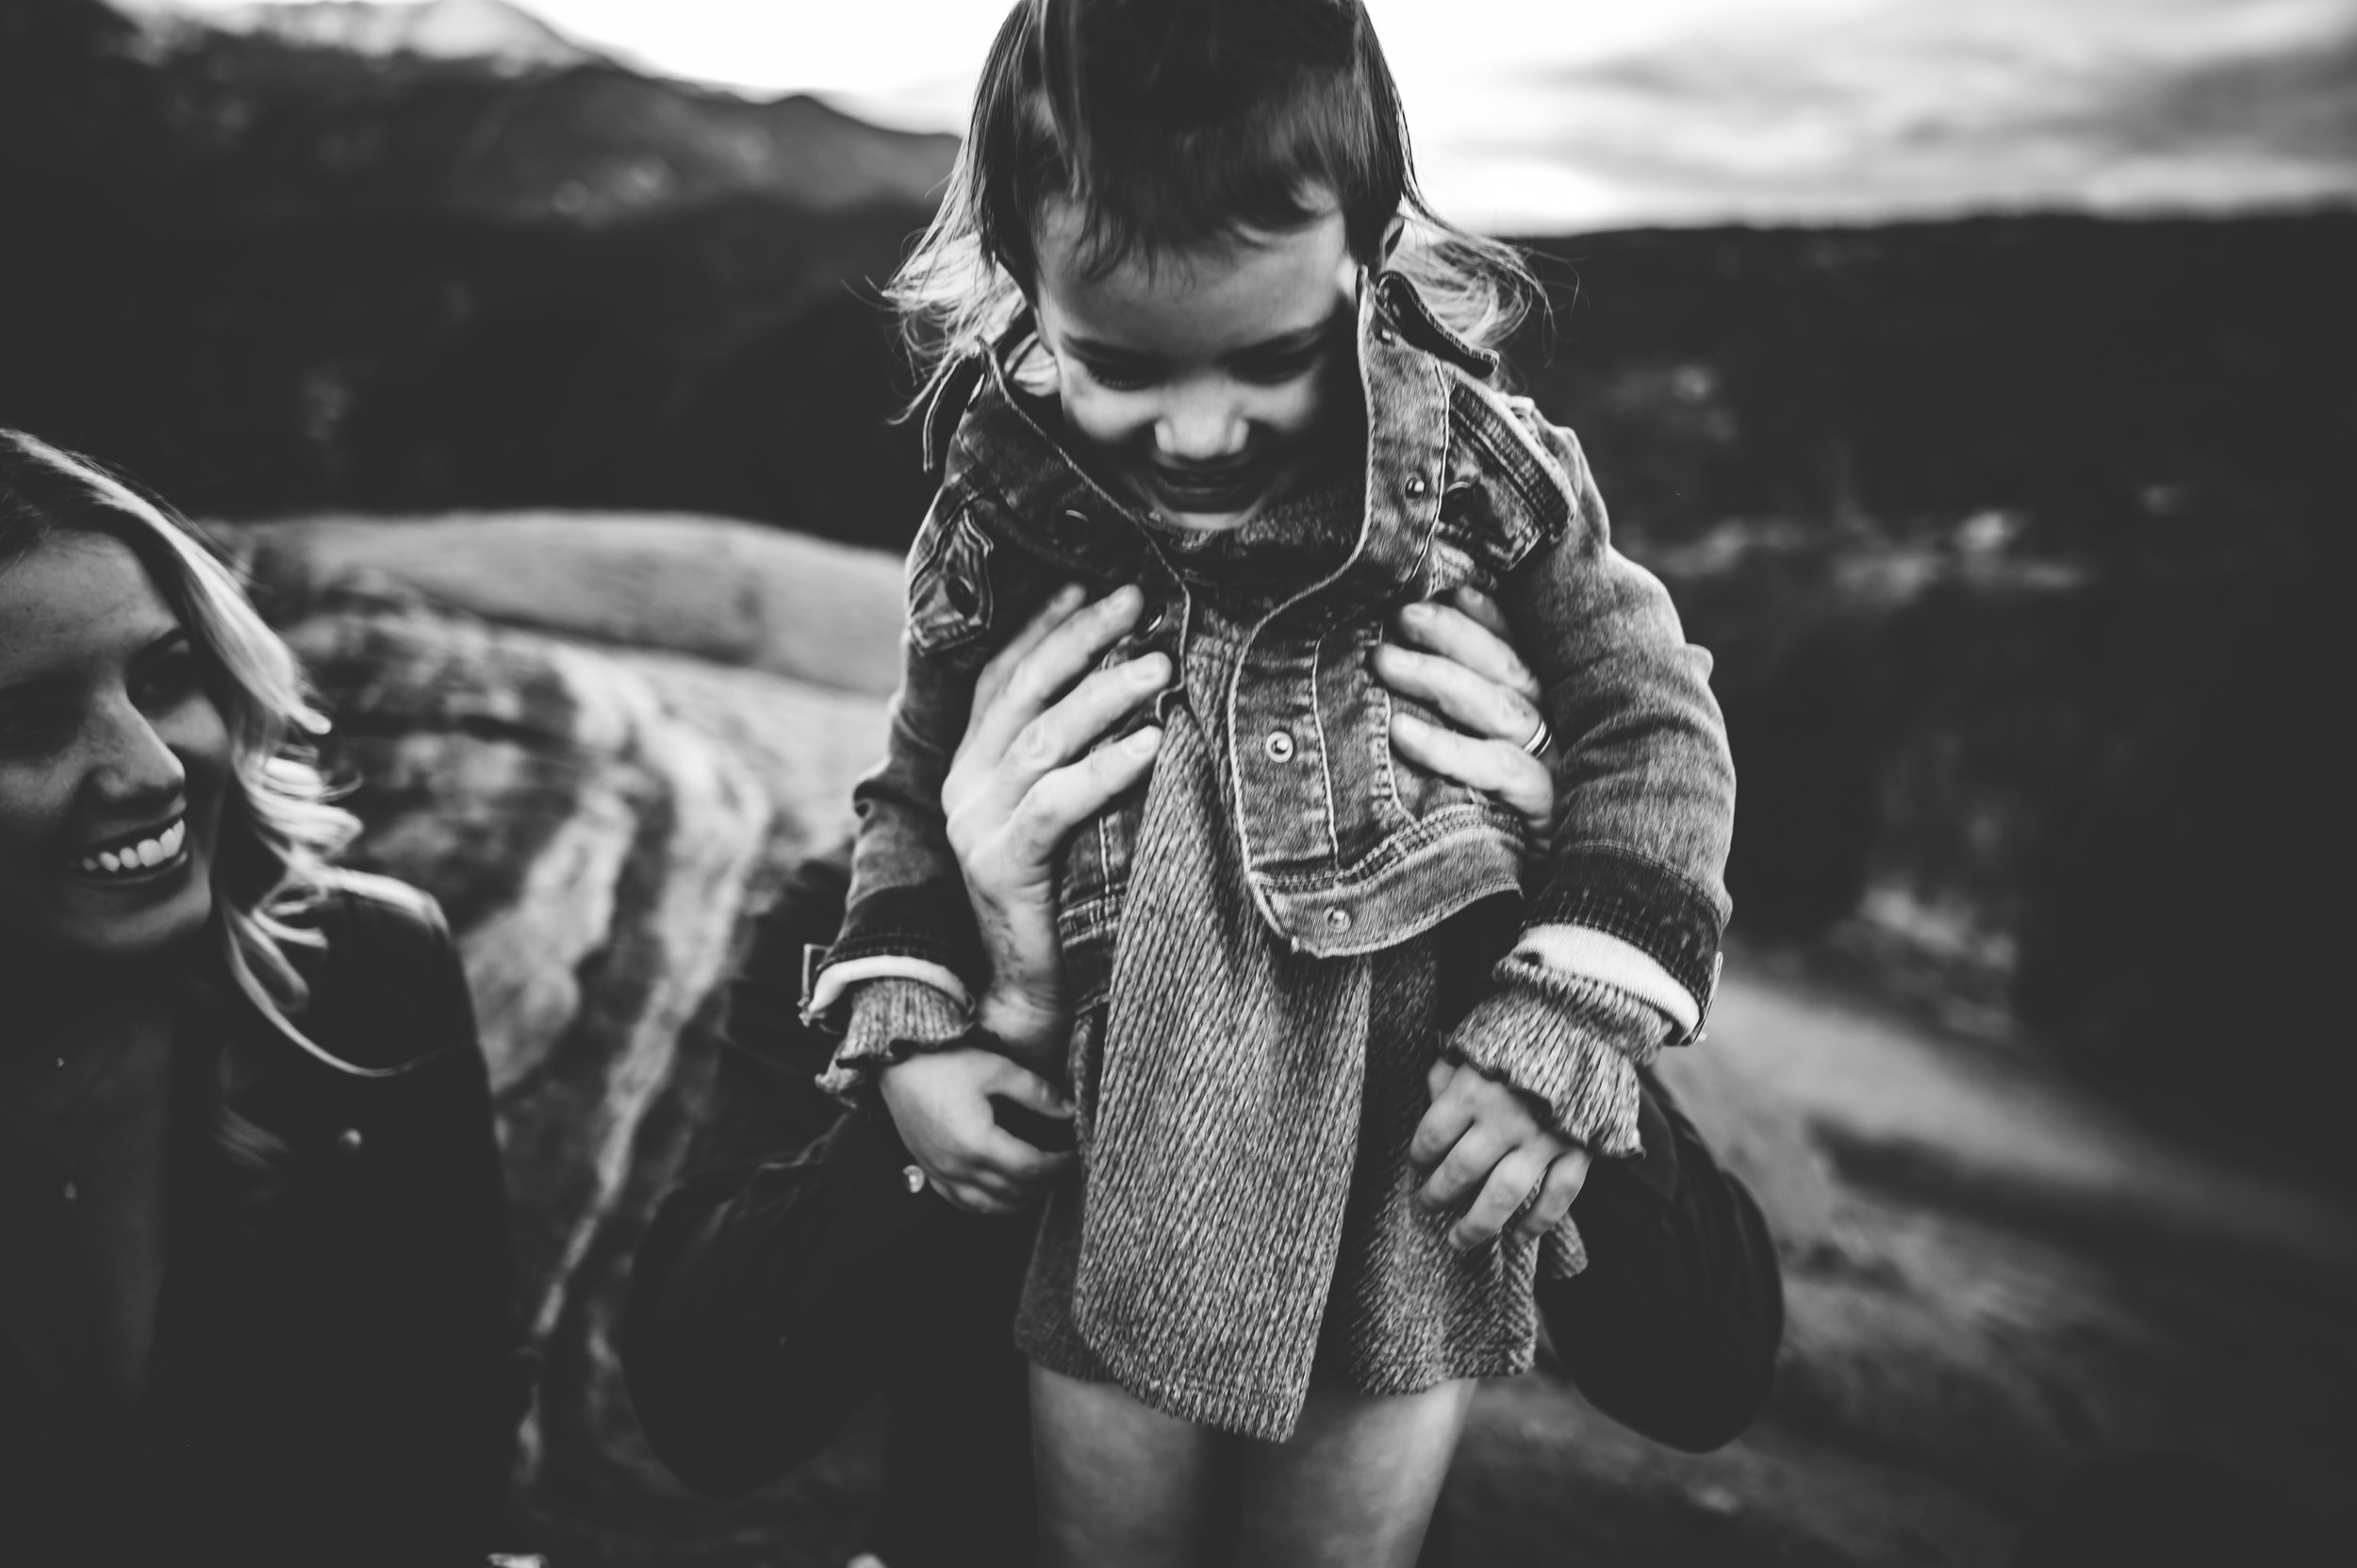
[[0, 429, 363, 1121], [890, 0, 1539, 407]]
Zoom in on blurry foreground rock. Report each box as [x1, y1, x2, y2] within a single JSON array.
[[221, 513, 2357, 1567], [224, 513, 898, 1564]]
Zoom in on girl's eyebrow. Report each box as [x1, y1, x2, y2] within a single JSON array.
[[1063, 320, 1340, 364]]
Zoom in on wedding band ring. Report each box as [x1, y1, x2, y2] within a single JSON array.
[[1520, 716, 1555, 758], [902, 1164, 927, 1196]]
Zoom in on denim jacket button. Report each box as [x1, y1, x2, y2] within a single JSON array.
[[1324, 906, 1352, 933], [1263, 730, 1296, 763], [1404, 474, 1430, 500]]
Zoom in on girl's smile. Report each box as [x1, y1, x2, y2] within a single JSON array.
[[1031, 197, 1361, 536], [0, 533, 229, 963]]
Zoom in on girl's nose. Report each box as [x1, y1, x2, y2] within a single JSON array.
[[1153, 388, 1248, 464]]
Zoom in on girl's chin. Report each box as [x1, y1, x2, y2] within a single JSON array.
[[1152, 505, 1258, 536]]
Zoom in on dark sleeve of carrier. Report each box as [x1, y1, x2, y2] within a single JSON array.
[[1541, 1066, 1783, 1452], [621, 847, 898, 1496]]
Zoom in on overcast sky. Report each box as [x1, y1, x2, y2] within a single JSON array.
[[160, 0, 2357, 231]]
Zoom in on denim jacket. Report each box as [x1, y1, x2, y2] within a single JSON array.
[[810, 271, 1735, 1153]]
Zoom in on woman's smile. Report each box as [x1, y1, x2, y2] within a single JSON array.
[[71, 813, 192, 883], [0, 532, 229, 961]]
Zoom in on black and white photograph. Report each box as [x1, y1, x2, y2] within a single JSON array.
[[2, 0, 2350, 1563]]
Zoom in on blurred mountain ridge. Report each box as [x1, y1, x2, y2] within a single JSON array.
[[4, 0, 958, 223], [183, 0, 595, 71]]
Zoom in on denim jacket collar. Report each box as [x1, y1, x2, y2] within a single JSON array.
[[920, 270, 1562, 603]]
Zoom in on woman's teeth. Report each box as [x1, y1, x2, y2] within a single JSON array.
[[76, 818, 188, 878]]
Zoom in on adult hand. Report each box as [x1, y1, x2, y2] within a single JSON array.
[[940, 583, 1167, 1059], [882, 583, 1162, 1213], [1371, 586, 1557, 854]]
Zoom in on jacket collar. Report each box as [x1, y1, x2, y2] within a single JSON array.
[[929, 267, 1556, 594]]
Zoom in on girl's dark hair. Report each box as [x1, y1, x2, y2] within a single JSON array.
[[891, 0, 1536, 402]]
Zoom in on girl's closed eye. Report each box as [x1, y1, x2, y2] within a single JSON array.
[[1230, 344, 1327, 386], [1078, 355, 1162, 391]]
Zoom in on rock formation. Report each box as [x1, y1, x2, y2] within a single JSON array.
[[218, 512, 2357, 1565]]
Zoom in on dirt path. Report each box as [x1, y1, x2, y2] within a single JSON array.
[[1439, 960, 2357, 1566]]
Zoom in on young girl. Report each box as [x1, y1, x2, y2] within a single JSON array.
[[804, 1, 1736, 1560]]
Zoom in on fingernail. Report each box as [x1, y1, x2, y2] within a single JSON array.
[[1131, 653, 1167, 685], [1108, 584, 1144, 613], [1127, 725, 1163, 755], [1402, 601, 1433, 622], [1052, 583, 1086, 610]]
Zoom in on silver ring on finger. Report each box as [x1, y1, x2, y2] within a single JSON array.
[[1519, 714, 1556, 758]]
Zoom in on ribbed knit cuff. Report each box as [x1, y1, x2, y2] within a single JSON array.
[[815, 978, 969, 1107], [1442, 957, 1675, 1160]]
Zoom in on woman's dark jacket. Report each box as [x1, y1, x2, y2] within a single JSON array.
[[1, 874, 529, 1567], [625, 851, 1784, 1568]]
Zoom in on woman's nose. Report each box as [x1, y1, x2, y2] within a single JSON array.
[[1153, 387, 1248, 464], [88, 697, 187, 807]]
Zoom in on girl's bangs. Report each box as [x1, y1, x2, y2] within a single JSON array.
[[1044, 77, 1399, 277]]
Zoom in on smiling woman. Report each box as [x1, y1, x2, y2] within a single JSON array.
[[0, 531, 230, 960], [0, 429, 527, 1567]]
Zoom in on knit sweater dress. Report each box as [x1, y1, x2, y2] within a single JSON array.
[[995, 479, 1628, 1439]]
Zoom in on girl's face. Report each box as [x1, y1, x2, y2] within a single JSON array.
[[0, 532, 230, 964], [1032, 198, 1360, 535]]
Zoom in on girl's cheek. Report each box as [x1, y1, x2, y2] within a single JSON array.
[[1062, 386, 1154, 454]]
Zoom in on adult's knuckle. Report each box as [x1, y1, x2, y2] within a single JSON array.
[[1009, 714, 1061, 766]]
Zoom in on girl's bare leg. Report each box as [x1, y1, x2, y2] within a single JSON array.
[[1031, 1362, 1227, 1568], [1234, 1378, 1477, 1568]]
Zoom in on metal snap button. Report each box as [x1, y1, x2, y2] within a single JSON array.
[[1324, 906, 1352, 933], [1263, 730, 1296, 763], [335, 1127, 365, 1155], [1063, 508, 1091, 527], [1141, 605, 1167, 635], [1404, 474, 1430, 500]]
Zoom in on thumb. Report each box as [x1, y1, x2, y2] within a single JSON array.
[[1426, 1057, 1457, 1102], [985, 1059, 1074, 1117]]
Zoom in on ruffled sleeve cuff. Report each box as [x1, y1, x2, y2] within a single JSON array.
[[1442, 955, 1677, 1161], [815, 978, 969, 1107]]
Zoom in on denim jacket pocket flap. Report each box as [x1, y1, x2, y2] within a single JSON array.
[[907, 502, 997, 657]]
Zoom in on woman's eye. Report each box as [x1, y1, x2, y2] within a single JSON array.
[[133, 650, 204, 710], [0, 700, 74, 754]]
